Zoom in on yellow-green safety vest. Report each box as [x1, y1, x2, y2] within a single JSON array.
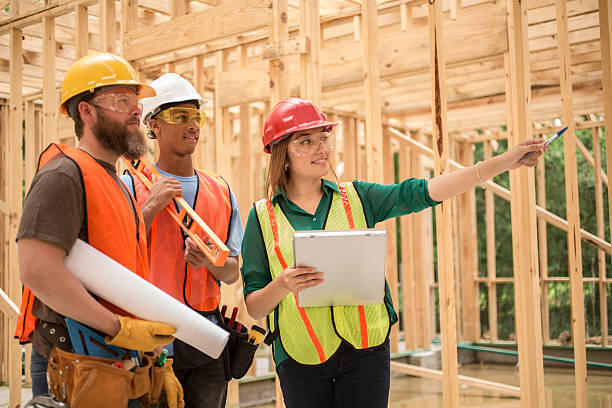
[[255, 182, 391, 365]]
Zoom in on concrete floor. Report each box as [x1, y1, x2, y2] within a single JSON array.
[[2, 363, 612, 407]]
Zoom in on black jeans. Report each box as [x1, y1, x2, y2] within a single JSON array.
[[174, 355, 228, 408], [277, 339, 390, 408]]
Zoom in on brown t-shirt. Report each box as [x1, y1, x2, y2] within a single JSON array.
[[17, 153, 136, 357]]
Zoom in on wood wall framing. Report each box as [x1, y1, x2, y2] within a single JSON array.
[[1, 0, 610, 407]]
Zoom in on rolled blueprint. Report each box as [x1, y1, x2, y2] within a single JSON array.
[[65, 239, 229, 358]]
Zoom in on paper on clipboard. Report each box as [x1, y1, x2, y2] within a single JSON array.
[[293, 229, 387, 307]]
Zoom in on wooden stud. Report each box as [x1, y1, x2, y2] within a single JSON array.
[[555, 2, 587, 405], [536, 147, 550, 344], [457, 141, 479, 341], [352, 15, 361, 42], [42, 15, 57, 147], [506, 0, 546, 404], [341, 116, 357, 182], [75, 4, 89, 58], [99, 0, 116, 53], [269, 0, 289, 107], [8, 10, 23, 405], [399, 141, 416, 350], [600, 0, 612, 272], [171, 0, 187, 18], [214, 50, 227, 174], [593, 125, 607, 347], [483, 141, 498, 342], [428, 1, 459, 406], [400, 1, 412, 32], [120, 0, 138, 36], [383, 128, 399, 353], [238, 45, 254, 238], [300, 0, 322, 106], [361, 0, 383, 183]]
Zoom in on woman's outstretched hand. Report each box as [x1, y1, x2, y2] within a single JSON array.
[[505, 138, 548, 170], [278, 267, 324, 293]]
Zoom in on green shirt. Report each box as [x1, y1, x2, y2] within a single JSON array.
[[240, 178, 439, 365]]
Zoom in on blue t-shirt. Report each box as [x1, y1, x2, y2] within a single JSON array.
[[120, 164, 243, 256]]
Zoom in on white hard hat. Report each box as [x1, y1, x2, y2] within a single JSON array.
[[140, 73, 206, 125]]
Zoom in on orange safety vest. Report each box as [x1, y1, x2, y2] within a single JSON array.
[[15, 143, 149, 343], [129, 166, 231, 312]]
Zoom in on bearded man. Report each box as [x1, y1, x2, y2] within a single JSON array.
[[15, 53, 183, 408]]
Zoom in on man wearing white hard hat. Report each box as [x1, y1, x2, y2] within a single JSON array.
[[121, 73, 244, 408]]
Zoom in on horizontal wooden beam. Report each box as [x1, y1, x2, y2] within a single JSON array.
[[387, 127, 612, 254], [0, 288, 19, 320], [262, 35, 309, 59], [0, 0, 97, 34], [390, 361, 521, 397], [123, 0, 271, 60]]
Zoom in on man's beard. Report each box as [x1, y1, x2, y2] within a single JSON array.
[[92, 110, 147, 160]]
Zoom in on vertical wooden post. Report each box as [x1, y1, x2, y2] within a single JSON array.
[[238, 46, 253, 244], [593, 126, 607, 347], [483, 142, 498, 342], [536, 140, 550, 344], [555, 2, 587, 405], [99, 0, 116, 53], [8, 17, 24, 407], [383, 129, 399, 352], [428, 1, 459, 406], [599, 0, 612, 283], [506, 0, 546, 405], [341, 116, 357, 182], [361, 0, 383, 183], [399, 141, 416, 350], [171, 0, 187, 18], [457, 142, 479, 341], [270, 0, 289, 107], [75, 5, 89, 58], [413, 130, 434, 349], [214, 50, 227, 174], [299, 0, 321, 106], [42, 15, 57, 147]]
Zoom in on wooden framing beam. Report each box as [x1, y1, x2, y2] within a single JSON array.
[[428, 1, 459, 406], [506, 0, 546, 404], [99, 0, 115, 53], [269, 0, 289, 107], [483, 141, 498, 342], [593, 125, 608, 347], [0, 0, 97, 34], [536, 149, 550, 344], [74, 4, 88, 58], [42, 15, 57, 147], [600, 0, 612, 268], [362, 0, 383, 183], [457, 141, 479, 341], [0, 288, 18, 320], [262, 36, 309, 60], [390, 361, 521, 397], [555, 2, 587, 405], [123, 0, 271, 60], [299, 0, 321, 105]]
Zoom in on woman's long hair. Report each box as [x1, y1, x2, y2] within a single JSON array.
[[264, 133, 338, 200]]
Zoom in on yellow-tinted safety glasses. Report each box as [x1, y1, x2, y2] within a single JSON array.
[[156, 107, 206, 128]]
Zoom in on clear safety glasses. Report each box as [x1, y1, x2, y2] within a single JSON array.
[[156, 107, 206, 128], [89, 93, 142, 114], [288, 132, 336, 157]]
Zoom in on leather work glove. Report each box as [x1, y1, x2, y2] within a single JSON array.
[[105, 315, 176, 352], [163, 359, 185, 408]]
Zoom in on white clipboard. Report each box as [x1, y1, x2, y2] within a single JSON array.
[[293, 229, 387, 307]]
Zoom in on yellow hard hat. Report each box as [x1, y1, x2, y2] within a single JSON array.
[[59, 52, 155, 115]]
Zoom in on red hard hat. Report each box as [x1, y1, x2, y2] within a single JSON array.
[[262, 98, 338, 153]]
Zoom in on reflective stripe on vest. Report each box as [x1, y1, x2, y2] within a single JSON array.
[[255, 182, 390, 365], [15, 143, 149, 343], [131, 167, 231, 311]]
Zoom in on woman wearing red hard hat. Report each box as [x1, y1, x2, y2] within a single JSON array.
[[240, 97, 547, 408]]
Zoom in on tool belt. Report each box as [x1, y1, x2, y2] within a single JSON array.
[[173, 308, 258, 379], [47, 347, 165, 408]]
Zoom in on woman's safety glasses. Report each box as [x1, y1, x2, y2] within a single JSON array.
[[89, 93, 142, 114], [156, 107, 206, 128], [288, 132, 336, 156]]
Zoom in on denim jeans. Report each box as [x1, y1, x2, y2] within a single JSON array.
[[30, 348, 49, 397], [276, 339, 390, 408], [174, 354, 228, 408]]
